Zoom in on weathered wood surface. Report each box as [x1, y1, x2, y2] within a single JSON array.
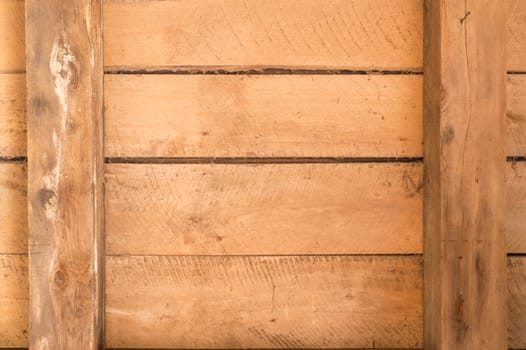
[[106, 74, 526, 158], [509, 0, 526, 72], [103, 0, 525, 71], [106, 163, 423, 255], [508, 162, 526, 254], [0, 0, 25, 72], [104, 75, 422, 158], [508, 75, 526, 157], [0, 162, 27, 254], [0, 73, 26, 157], [423, 1, 508, 349], [25, 0, 104, 349], [509, 257, 526, 349], [103, 0, 423, 70], [0, 254, 29, 348], [106, 255, 423, 349]]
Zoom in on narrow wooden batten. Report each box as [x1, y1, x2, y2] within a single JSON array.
[[25, 1, 104, 349], [424, 1, 508, 349]]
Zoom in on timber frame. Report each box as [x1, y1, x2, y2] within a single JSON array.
[[24, 0, 509, 349]]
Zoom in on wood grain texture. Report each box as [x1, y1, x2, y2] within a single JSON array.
[[423, 1, 507, 349], [106, 163, 423, 255], [25, 1, 104, 349], [0, 0, 25, 72], [509, 0, 526, 72], [508, 75, 526, 157], [509, 257, 526, 349], [104, 75, 422, 158], [0, 162, 27, 254], [0, 254, 29, 348], [103, 0, 423, 70], [0, 73, 26, 157], [106, 255, 423, 349], [508, 162, 526, 254]]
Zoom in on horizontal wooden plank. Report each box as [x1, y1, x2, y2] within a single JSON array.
[[0, 74, 26, 157], [105, 255, 423, 349], [0, 0, 25, 72], [0, 162, 27, 254], [509, 257, 526, 348], [509, 162, 526, 254], [105, 163, 423, 255], [508, 75, 526, 157], [103, 0, 423, 70], [106, 75, 526, 158], [0, 254, 28, 348], [104, 75, 422, 158], [104, 0, 524, 71], [509, 0, 526, 71]]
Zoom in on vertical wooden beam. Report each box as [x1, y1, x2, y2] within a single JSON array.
[[424, 1, 507, 349], [26, 1, 104, 349]]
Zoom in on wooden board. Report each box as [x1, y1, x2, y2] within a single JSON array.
[[509, 0, 526, 72], [423, 1, 507, 348], [0, 74, 26, 157], [105, 255, 423, 349], [103, 0, 525, 71], [508, 162, 526, 254], [509, 257, 526, 349], [25, 0, 104, 348], [0, 254, 29, 348], [0, 0, 25, 72], [104, 74, 422, 158], [103, 0, 423, 71], [508, 75, 526, 157], [0, 162, 27, 254], [106, 74, 526, 158], [105, 163, 423, 255]]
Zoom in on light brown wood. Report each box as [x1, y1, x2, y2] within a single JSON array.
[[106, 255, 423, 349], [0, 162, 27, 254], [103, 0, 525, 71], [103, 0, 423, 70], [508, 0, 526, 72], [509, 257, 526, 349], [106, 163, 423, 255], [508, 162, 526, 253], [0, 74, 26, 157], [104, 75, 422, 158], [508, 75, 526, 156], [25, 1, 104, 348], [0, 254, 29, 348], [105, 74, 526, 158], [423, 1, 508, 349], [0, 0, 25, 72]]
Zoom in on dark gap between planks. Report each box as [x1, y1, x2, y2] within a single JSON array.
[[105, 157, 424, 164], [105, 253, 425, 258], [104, 68, 423, 75], [0, 156, 26, 162]]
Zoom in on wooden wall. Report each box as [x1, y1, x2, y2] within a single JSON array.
[[0, 0, 28, 347], [0, 0, 525, 348]]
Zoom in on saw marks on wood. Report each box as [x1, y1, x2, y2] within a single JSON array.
[[103, 0, 423, 70], [103, 0, 526, 71], [508, 162, 526, 253], [0, 74, 26, 157], [0, 254, 28, 348], [105, 163, 423, 255], [509, 0, 526, 72], [509, 257, 526, 348], [105, 255, 423, 349], [104, 74, 422, 158], [508, 75, 526, 157], [0, 162, 27, 254]]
